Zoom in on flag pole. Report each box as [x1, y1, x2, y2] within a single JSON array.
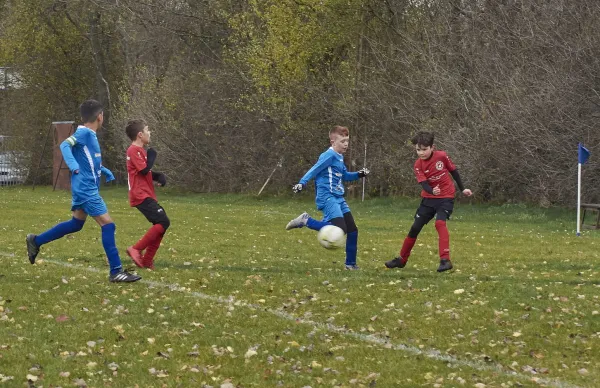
[[577, 162, 582, 236], [577, 143, 590, 236]]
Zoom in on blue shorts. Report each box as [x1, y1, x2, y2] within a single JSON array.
[[71, 195, 108, 217], [316, 196, 350, 222]]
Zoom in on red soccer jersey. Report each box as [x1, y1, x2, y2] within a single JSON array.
[[413, 150, 457, 199], [126, 145, 156, 206]]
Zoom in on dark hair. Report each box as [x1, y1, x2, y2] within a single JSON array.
[[125, 119, 148, 141], [411, 131, 434, 147], [80, 99, 104, 123], [330, 125, 349, 138]]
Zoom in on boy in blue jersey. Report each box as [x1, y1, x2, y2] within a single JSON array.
[[26, 100, 141, 283], [285, 125, 369, 270]]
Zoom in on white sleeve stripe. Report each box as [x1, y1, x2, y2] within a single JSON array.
[[66, 136, 76, 146]]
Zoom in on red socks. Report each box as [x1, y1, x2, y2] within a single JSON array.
[[399, 237, 417, 264], [435, 220, 450, 260], [143, 234, 164, 268], [133, 224, 166, 268], [400, 221, 451, 264], [133, 224, 165, 251]]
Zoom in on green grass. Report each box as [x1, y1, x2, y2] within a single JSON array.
[[0, 186, 598, 387]]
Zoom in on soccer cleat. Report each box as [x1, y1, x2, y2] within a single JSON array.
[[285, 212, 309, 230], [126, 246, 144, 268], [26, 234, 40, 264], [385, 257, 406, 269], [109, 270, 141, 283], [344, 264, 360, 270], [437, 259, 453, 272]]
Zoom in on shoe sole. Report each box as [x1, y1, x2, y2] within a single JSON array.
[[109, 276, 142, 283], [437, 263, 453, 272], [26, 234, 39, 264], [385, 261, 405, 269], [109, 272, 142, 283]]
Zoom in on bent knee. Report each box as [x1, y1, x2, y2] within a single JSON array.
[[159, 217, 170, 231]]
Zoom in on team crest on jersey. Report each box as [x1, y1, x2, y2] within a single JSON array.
[[436, 161, 444, 171]]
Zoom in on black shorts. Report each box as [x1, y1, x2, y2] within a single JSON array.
[[415, 198, 454, 223], [135, 198, 169, 226]]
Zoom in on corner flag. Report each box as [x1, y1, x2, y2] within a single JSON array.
[[579, 143, 590, 165], [577, 143, 591, 236]]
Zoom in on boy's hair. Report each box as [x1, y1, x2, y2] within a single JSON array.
[[80, 99, 104, 123], [411, 131, 435, 147], [330, 125, 349, 139], [125, 119, 148, 141]]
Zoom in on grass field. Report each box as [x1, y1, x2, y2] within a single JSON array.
[[0, 186, 599, 388]]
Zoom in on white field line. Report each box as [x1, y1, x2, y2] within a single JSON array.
[[26, 258, 583, 388]]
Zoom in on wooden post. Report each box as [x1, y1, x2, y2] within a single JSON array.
[[52, 121, 75, 191]]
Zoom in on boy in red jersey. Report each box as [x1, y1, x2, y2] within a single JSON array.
[[385, 132, 472, 272], [124, 119, 170, 270]]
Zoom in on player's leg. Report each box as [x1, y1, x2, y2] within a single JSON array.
[[285, 197, 340, 231], [26, 208, 87, 264], [434, 199, 454, 272], [89, 197, 141, 282], [341, 207, 359, 270], [138, 201, 170, 269], [385, 200, 435, 269], [127, 198, 168, 268], [307, 197, 343, 232]]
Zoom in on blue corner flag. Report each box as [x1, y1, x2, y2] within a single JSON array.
[[579, 143, 590, 164]]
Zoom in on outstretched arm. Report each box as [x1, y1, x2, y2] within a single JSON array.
[[298, 153, 334, 186], [343, 167, 369, 182], [343, 168, 360, 182], [450, 169, 473, 196]]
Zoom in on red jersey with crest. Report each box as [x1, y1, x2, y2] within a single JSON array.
[[126, 145, 156, 206], [413, 150, 457, 199]]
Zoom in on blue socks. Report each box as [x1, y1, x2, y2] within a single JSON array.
[[307, 217, 331, 231], [306, 217, 359, 266], [35, 217, 85, 246], [34, 217, 123, 275], [101, 223, 123, 275], [345, 231, 358, 266]]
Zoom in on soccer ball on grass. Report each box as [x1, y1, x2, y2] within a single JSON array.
[[317, 225, 346, 249]]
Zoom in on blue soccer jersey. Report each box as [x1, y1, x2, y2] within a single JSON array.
[[60, 126, 103, 205], [299, 147, 360, 201]]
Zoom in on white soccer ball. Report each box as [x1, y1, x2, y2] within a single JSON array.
[[317, 225, 346, 249]]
